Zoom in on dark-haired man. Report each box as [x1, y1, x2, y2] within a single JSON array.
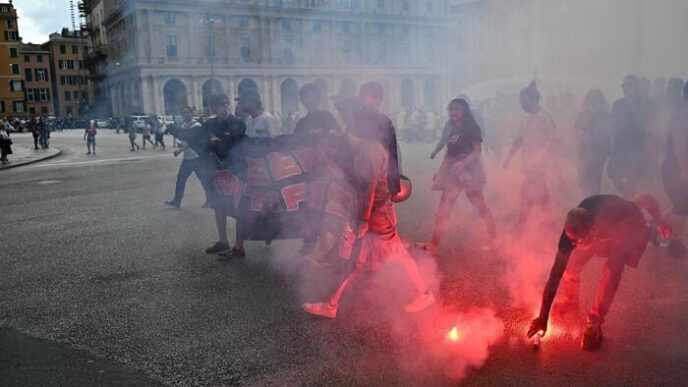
[[503, 81, 556, 231], [607, 75, 652, 198], [357, 81, 402, 196], [528, 194, 670, 350], [196, 94, 249, 257], [293, 83, 340, 136]]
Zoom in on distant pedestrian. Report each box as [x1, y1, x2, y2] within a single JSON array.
[[128, 122, 140, 152], [0, 125, 12, 164], [84, 120, 97, 155], [142, 120, 155, 149], [153, 116, 166, 149], [30, 118, 40, 149], [39, 117, 50, 149]]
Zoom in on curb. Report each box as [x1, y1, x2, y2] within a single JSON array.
[[0, 147, 62, 170]]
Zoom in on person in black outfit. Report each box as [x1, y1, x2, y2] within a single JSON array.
[[528, 194, 670, 351], [425, 98, 496, 252], [356, 81, 401, 197], [293, 83, 340, 136], [607, 75, 652, 197], [170, 94, 247, 257], [575, 89, 612, 196]]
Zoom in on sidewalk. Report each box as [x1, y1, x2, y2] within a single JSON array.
[[0, 143, 61, 170]]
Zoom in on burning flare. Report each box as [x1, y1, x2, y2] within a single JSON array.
[[447, 326, 463, 342]]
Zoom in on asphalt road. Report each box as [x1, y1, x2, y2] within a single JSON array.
[[1, 130, 687, 386]]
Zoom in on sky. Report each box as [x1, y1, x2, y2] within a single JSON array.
[[15, 0, 73, 44]]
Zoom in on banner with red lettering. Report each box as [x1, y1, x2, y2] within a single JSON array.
[[167, 126, 358, 241]]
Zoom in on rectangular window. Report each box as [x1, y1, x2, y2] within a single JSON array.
[[25, 68, 32, 82], [313, 21, 322, 32], [36, 69, 47, 81], [72, 45, 78, 54], [13, 101, 24, 113], [10, 63, 19, 74], [163, 11, 176, 24], [60, 75, 65, 85], [283, 39, 293, 60], [239, 16, 249, 29], [9, 47, 17, 57], [166, 34, 177, 57], [241, 38, 251, 59], [37, 55, 42, 62], [281, 19, 291, 30], [66, 106, 72, 115], [39, 89, 47, 101], [64, 91, 71, 101], [67, 60, 74, 70], [27, 88, 35, 101], [43, 88, 50, 101], [41, 106, 48, 114], [6, 18, 13, 28], [60, 44, 66, 54], [23, 54, 29, 62], [0, 101, 4, 113], [73, 60, 80, 69], [5, 31, 18, 40]]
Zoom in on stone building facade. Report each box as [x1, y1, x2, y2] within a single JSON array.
[[20, 43, 54, 116], [43, 30, 92, 118], [0, 2, 25, 116], [89, 0, 450, 118]]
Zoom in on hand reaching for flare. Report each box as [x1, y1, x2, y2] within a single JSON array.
[[527, 316, 548, 339]]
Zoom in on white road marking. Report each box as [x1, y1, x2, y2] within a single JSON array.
[[27, 154, 172, 168]]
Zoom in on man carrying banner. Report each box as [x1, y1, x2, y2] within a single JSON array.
[[302, 98, 435, 319], [527, 194, 670, 350], [194, 94, 249, 258]]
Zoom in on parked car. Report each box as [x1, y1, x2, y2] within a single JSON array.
[[94, 118, 110, 128], [130, 115, 149, 130]]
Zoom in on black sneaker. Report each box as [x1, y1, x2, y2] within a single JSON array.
[[218, 248, 246, 260], [667, 240, 688, 259], [164, 200, 180, 208], [205, 241, 231, 254], [581, 321, 603, 351]]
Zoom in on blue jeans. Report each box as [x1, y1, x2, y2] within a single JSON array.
[[172, 158, 211, 205]]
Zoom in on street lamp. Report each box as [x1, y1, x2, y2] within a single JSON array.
[[201, 12, 221, 94]]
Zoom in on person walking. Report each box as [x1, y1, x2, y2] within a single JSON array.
[[0, 123, 12, 164], [575, 89, 612, 196], [425, 98, 497, 253], [142, 119, 155, 149], [84, 120, 97, 155], [153, 116, 166, 150], [128, 120, 140, 152], [30, 118, 40, 150], [164, 107, 211, 208]]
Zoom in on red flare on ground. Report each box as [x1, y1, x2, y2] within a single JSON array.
[[447, 326, 463, 343]]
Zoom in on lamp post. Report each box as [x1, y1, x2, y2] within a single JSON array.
[[201, 11, 221, 95]]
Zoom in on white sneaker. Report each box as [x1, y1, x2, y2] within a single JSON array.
[[303, 302, 337, 319], [404, 291, 436, 313]]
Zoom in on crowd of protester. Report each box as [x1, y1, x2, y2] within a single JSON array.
[[158, 71, 688, 352]]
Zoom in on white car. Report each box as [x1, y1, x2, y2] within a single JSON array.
[[94, 119, 110, 128], [130, 115, 149, 130]]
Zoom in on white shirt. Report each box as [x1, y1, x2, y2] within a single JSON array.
[[246, 111, 277, 138], [181, 119, 201, 160]]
